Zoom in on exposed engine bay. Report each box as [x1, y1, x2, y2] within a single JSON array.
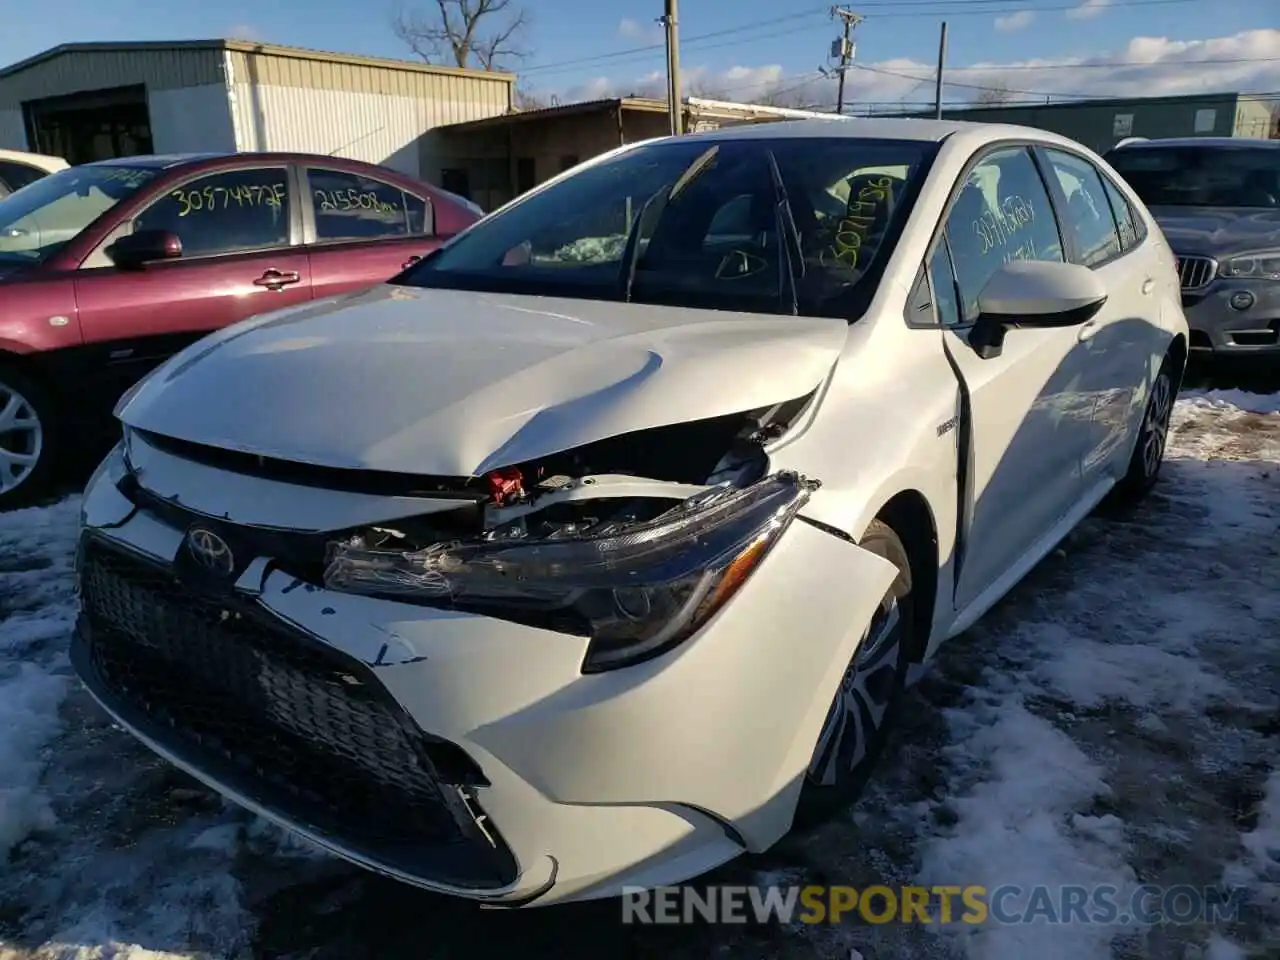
[[315, 391, 821, 662]]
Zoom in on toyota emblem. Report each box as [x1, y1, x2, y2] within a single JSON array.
[[186, 527, 235, 576]]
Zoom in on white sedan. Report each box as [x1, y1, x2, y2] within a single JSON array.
[[74, 118, 1187, 907]]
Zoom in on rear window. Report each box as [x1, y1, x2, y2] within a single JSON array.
[[396, 136, 936, 320], [1107, 145, 1280, 209]]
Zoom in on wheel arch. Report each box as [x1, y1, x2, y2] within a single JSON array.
[[866, 489, 938, 664]]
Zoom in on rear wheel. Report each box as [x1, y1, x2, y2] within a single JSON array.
[[0, 365, 58, 510], [1113, 349, 1179, 504], [793, 520, 914, 829]]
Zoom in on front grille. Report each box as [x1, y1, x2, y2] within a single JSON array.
[[76, 536, 516, 888], [1177, 255, 1216, 290]]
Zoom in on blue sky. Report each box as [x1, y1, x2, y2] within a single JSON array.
[[3, 0, 1277, 108]]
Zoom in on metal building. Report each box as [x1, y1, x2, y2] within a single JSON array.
[[904, 92, 1277, 154], [0, 40, 514, 179]]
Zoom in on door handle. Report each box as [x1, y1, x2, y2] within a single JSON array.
[[254, 269, 302, 291], [1141, 277, 1155, 295], [1077, 319, 1101, 343], [402, 255, 422, 269]]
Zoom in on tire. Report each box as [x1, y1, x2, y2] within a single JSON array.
[[1113, 349, 1179, 504], [793, 520, 914, 830], [0, 363, 59, 511]]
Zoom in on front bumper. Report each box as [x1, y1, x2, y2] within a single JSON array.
[[74, 444, 896, 906], [1181, 276, 1280, 355]]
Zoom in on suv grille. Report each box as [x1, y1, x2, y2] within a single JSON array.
[[1177, 255, 1216, 290], [77, 537, 515, 887]]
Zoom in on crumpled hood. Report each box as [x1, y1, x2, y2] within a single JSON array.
[[118, 285, 848, 477], [1149, 206, 1280, 258]]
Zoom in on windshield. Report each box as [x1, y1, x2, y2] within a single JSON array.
[[395, 136, 934, 319], [0, 164, 159, 263], [1107, 145, 1280, 209]]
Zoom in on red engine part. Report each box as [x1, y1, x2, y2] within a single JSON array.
[[485, 467, 525, 506]]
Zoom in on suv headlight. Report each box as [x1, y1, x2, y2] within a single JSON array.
[[1219, 250, 1280, 281], [324, 472, 818, 673]]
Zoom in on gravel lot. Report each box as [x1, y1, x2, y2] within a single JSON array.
[[1, 377, 1277, 960]]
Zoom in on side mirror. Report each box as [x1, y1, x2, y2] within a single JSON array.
[[970, 260, 1107, 359], [106, 229, 182, 270]]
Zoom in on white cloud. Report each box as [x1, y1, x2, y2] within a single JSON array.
[[1067, 0, 1113, 20], [617, 17, 663, 43], [226, 24, 262, 41], [553, 29, 1280, 111], [995, 10, 1035, 32]]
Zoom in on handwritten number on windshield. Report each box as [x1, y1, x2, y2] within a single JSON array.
[[822, 177, 893, 270], [170, 183, 287, 217]]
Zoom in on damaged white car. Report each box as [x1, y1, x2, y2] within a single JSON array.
[[74, 119, 1189, 907]]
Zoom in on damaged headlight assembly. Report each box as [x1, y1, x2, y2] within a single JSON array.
[[324, 472, 819, 672]]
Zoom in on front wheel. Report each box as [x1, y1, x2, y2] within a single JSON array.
[[793, 520, 914, 830], [0, 365, 59, 510]]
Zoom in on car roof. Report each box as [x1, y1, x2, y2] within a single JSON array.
[[0, 147, 69, 170], [1109, 137, 1280, 150], [81, 152, 432, 175], [672, 116, 1082, 146]]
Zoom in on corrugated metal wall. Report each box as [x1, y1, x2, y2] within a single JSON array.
[[226, 49, 511, 177], [0, 47, 224, 109]]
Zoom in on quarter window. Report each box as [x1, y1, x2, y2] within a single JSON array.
[[308, 168, 433, 241], [943, 147, 1065, 322], [1043, 149, 1122, 267], [928, 239, 963, 328], [134, 167, 291, 257], [1100, 174, 1140, 252]]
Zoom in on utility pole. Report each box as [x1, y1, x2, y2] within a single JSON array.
[[829, 7, 864, 116], [933, 21, 948, 119], [659, 0, 683, 136]]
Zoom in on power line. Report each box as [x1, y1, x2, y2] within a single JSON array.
[[521, 0, 1214, 77]]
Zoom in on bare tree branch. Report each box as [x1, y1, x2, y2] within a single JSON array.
[[392, 0, 529, 70], [972, 83, 1016, 106]]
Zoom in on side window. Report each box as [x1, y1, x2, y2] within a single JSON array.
[[404, 192, 434, 236], [134, 167, 290, 257], [0, 160, 49, 192], [1100, 174, 1140, 252], [1042, 149, 1121, 267], [928, 239, 963, 327], [309, 168, 427, 242], [706, 194, 756, 241], [944, 147, 1065, 321]]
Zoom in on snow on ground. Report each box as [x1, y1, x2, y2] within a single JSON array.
[[0, 389, 1277, 960]]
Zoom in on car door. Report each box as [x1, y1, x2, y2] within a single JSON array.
[[930, 145, 1093, 611], [1038, 147, 1154, 486], [301, 165, 442, 300], [72, 164, 313, 399]]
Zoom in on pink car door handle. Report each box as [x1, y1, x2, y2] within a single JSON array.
[[1141, 277, 1155, 295], [254, 269, 302, 291], [402, 255, 422, 269]]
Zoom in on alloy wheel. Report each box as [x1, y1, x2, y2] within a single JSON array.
[[1141, 371, 1173, 479], [0, 379, 43, 496], [807, 598, 903, 787]]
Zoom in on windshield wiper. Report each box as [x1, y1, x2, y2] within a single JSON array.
[[765, 150, 803, 316], [619, 145, 720, 303]]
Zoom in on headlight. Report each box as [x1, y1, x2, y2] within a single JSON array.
[[1219, 250, 1280, 281], [324, 471, 818, 672]]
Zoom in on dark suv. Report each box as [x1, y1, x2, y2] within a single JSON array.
[[0, 152, 481, 507], [1105, 137, 1280, 359]]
